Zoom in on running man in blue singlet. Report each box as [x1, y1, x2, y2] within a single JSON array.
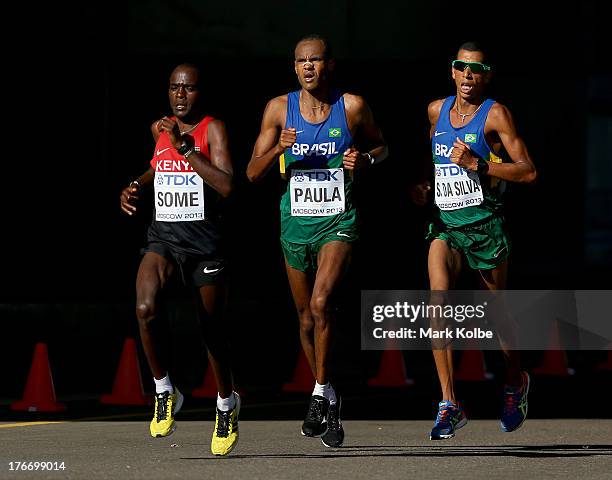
[[247, 34, 387, 447], [418, 42, 537, 440]]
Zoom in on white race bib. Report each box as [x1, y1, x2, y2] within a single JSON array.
[[154, 165, 205, 222], [289, 168, 345, 217], [434, 163, 484, 211]]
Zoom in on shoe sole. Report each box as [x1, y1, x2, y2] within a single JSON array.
[[501, 373, 530, 433], [211, 392, 241, 456], [321, 432, 344, 448], [152, 389, 185, 438], [301, 424, 328, 438]]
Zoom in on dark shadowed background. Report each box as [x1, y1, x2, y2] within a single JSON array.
[[3, 1, 611, 416]]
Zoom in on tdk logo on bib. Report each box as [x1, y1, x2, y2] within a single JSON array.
[[157, 174, 199, 186], [293, 170, 340, 182], [436, 164, 466, 177], [292, 142, 339, 156]]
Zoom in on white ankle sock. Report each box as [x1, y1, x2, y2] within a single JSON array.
[[154, 374, 173, 394], [312, 382, 337, 405], [217, 392, 236, 411]]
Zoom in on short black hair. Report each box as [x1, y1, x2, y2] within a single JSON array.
[[296, 34, 333, 59], [170, 63, 204, 88], [457, 41, 489, 64]]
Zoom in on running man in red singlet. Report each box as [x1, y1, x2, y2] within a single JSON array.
[[120, 63, 239, 456]]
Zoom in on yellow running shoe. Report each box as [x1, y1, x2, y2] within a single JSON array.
[[211, 392, 241, 456], [150, 388, 184, 438]]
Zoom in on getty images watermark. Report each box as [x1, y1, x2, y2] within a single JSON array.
[[372, 300, 491, 341], [361, 290, 612, 350]]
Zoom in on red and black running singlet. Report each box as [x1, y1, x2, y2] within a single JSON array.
[[146, 116, 223, 257]]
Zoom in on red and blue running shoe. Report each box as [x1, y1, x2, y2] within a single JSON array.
[[430, 400, 467, 440], [500, 371, 530, 432]]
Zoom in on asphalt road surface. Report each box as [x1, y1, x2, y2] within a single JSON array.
[[1, 418, 611, 480]]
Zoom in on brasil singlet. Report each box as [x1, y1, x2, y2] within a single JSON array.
[[280, 90, 355, 244], [432, 96, 506, 228], [147, 116, 223, 257]]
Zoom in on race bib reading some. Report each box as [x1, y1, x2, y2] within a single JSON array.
[[434, 163, 484, 211], [153, 159, 205, 222], [290, 168, 345, 217]]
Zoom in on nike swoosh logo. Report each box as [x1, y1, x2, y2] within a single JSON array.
[[156, 147, 171, 156], [203, 267, 222, 274], [434, 131, 447, 137], [337, 231, 350, 238]]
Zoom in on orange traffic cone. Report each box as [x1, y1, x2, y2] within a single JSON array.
[[282, 349, 315, 392], [101, 338, 150, 405], [533, 320, 574, 376], [368, 350, 415, 387], [192, 364, 217, 398], [11, 342, 66, 412], [455, 349, 494, 381]]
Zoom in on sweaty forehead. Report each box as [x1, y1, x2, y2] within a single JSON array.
[[456, 49, 485, 63], [169, 67, 199, 85], [295, 40, 326, 59]]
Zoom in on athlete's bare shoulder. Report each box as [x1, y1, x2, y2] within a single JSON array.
[[427, 98, 446, 124], [262, 94, 289, 126], [207, 118, 227, 137], [486, 102, 515, 132], [342, 92, 366, 113], [266, 94, 288, 111], [487, 102, 512, 122]]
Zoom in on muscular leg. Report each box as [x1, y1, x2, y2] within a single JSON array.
[[428, 239, 462, 403], [285, 262, 316, 377], [478, 262, 522, 387], [197, 282, 234, 399], [311, 241, 352, 385], [136, 252, 175, 379]]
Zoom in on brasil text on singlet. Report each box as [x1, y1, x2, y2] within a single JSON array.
[[280, 90, 355, 243], [432, 96, 506, 228]]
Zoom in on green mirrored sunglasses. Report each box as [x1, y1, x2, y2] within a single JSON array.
[[452, 60, 491, 73]]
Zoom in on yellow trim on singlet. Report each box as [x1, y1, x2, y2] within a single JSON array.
[[279, 153, 286, 179], [489, 151, 503, 188]]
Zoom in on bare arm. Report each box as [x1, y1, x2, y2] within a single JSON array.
[[120, 168, 154, 216], [410, 100, 444, 205], [451, 103, 537, 184], [151, 119, 164, 142], [428, 99, 444, 141], [247, 97, 294, 182], [343, 94, 388, 170], [197, 119, 234, 197], [485, 104, 537, 184]]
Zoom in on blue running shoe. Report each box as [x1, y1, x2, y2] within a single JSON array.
[[501, 371, 530, 432], [430, 401, 467, 440]]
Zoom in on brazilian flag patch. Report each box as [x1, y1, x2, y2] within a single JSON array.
[[328, 128, 341, 138], [464, 133, 477, 143]]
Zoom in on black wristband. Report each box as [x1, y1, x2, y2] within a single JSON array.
[[476, 157, 489, 175], [177, 140, 192, 155]]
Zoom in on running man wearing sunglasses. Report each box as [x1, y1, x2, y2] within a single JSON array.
[[422, 42, 537, 440]]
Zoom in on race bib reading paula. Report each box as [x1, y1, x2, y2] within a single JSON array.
[[153, 158, 205, 222], [290, 168, 345, 217], [434, 163, 484, 211]]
